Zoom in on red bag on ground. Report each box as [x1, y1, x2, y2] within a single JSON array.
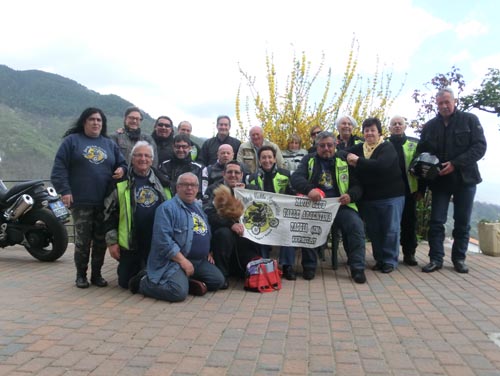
[[244, 258, 282, 293]]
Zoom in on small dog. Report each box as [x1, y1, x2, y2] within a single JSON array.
[[213, 185, 244, 221]]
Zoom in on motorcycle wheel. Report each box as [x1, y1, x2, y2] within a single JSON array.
[[21, 208, 68, 261]]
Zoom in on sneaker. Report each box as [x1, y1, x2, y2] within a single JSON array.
[[188, 279, 208, 296], [128, 270, 146, 294]]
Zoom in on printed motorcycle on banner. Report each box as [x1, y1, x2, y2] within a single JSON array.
[[234, 188, 340, 249]]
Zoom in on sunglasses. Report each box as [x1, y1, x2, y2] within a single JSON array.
[[157, 123, 172, 128], [311, 131, 321, 136]]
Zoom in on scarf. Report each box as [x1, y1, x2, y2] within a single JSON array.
[[363, 137, 384, 159]]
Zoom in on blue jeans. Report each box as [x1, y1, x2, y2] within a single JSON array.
[[260, 245, 296, 266], [361, 196, 405, 267], [139, 258, 225, 302], [428, 185, 476, 264], [301, 206, 366, 271]]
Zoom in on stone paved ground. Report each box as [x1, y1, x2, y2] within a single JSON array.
[[1, 243, 500, 375]]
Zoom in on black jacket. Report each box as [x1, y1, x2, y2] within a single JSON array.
[[291, 152, 362, 202], [152, 132, 175, 167], [159, 156, 205, 198], [347, 141, 405, 201], [416, 109, 487, 191], [201, 135, 241, 166]]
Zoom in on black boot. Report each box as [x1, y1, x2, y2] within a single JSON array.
[[90, 271, 108, 287], [76, 272, 89, 288], [282, 265, 297, 281]]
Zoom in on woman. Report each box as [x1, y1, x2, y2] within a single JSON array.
[[307, 125, 323, 153], [247, 146, 297, 280], [51, 108, 127, 288], [282, 134, 308, 174], [346, 117, 405, 273]]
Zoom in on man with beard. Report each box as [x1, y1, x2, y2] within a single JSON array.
[[151, 116, 175, 167], [111, 106, 158, 167], [160, 134, 205, 199], [178, 120, 202, 163]]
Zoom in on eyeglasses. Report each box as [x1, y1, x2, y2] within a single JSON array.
[[311, 131, 322, 137], [317, 143, 335, 149], [174, 144, 190, 150], [157, 123, 172, 128], [177, 183, 199, 189], [133, 153, 152, 159], [127, 116, 142, 122]]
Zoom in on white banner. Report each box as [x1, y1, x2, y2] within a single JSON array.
[[234, 188, 340, 248]]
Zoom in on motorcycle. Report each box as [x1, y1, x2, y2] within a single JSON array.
[[0, 179, 70, 261]]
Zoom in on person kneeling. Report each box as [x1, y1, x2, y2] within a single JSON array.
[[129, 173, 225, 301]]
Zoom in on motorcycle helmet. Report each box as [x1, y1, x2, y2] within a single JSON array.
[[409, 152, 441, 180]]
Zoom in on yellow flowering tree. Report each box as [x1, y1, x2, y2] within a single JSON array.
[[236, 38, 404, 149]]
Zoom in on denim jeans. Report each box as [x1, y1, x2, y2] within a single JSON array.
[[361, 196, 405, 267], [428, 185, 476, 264], [139, 258, 225, 302]]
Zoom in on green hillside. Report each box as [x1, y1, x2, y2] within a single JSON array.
[[0, 65, 154, 180]]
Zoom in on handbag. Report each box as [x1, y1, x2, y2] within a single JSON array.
[[244, 258, 282, 293]]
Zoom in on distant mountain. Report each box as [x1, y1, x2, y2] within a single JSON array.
[[0, 65, 153, 180]]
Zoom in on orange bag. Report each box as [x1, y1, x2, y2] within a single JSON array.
[[244, 258, 282, 293]]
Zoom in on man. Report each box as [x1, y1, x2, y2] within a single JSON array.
[[203, 144, 234, 187], [104, 141, 171, 289], [291, 131, 367, 283], [128, 173, 225, 301], [151, 116, 175, 167], [237, 126, 285, 174], [335, 115, 363, 150], [111, 106, 158, 166], [417, 87, 487, 274], [201, 115, 241, 166], [159, 134, 205, 198], [178, 120, 202, 162], [330, 115, 364, 266], [388, 115, 419, 266], [203, 161, 260, 287]]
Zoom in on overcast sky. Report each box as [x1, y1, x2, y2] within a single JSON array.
[[1, 0, 499, 204]]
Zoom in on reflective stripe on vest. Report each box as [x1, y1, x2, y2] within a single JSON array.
[[402, 140, 418, 193]]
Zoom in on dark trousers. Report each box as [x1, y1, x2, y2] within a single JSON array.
[[117, 248, 148, 289], [211, 227, 259, 278], [400, 193, 418, 256], [302, 206, 366, 271], [428, 185, 476, 264]]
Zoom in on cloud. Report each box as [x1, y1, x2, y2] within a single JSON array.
[[454, 20, 488, 39]]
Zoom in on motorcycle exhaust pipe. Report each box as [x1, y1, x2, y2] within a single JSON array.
[[46, 186, 58, 197], [4, 194, 34, 221]]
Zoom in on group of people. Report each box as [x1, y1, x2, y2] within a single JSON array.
[[50, 86, 487, 302]]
